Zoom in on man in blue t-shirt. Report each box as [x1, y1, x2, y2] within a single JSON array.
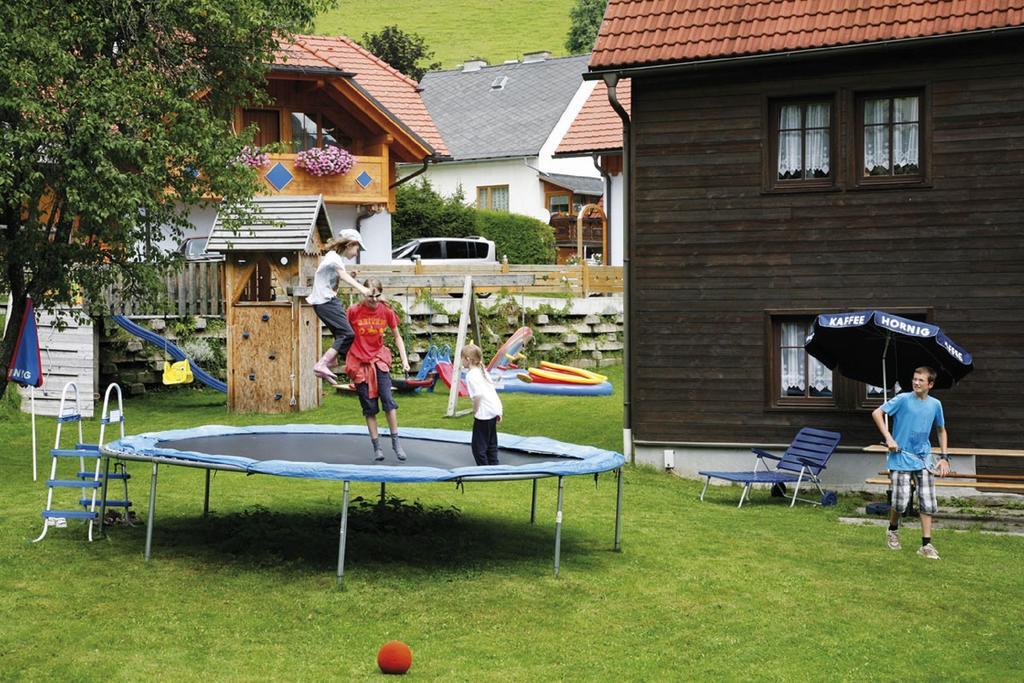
[[872, 366, 950, 560]]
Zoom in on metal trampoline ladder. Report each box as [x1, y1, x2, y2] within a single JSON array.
[[33, 383, 131, 543]]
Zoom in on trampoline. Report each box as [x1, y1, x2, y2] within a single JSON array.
[[100, 425, 625, 584]]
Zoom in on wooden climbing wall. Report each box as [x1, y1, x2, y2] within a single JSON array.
[[230, 304, 295, 413]]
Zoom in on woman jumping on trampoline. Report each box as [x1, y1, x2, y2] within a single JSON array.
[[306, 228, 372, 386], [344, 278, 411, 461]]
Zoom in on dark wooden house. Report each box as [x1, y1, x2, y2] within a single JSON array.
[[587, 1, 1024, 485]]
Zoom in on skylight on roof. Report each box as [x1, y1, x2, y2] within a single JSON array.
[[491, 76, 508, 91]]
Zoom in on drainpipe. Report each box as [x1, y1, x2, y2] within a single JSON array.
[[604, 73, 632, 464], [362, 157, 429, 265], [354, 204, 382, 266], [390, 158, 430, 189]]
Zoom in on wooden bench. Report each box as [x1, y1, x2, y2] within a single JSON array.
[[865, 474, 1024, 492], [862, 445, 1024, 492]]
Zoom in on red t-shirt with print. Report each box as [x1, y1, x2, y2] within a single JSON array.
[[346, 302, 398, 363]]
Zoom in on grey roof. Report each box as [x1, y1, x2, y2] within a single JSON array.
[[419, 55, 591, 161], [206, 195, 333, 254], [539, 172, 605, 196]]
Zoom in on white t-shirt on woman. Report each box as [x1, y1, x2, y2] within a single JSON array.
[[306, 251, 348, 305]]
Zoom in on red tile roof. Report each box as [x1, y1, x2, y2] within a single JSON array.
[[590, 0, 1024, 70], [556, 80, 632, 156], [276, 35, 448, 157]]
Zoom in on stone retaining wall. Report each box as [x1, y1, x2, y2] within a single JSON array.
[[99, 295, 623, 393]]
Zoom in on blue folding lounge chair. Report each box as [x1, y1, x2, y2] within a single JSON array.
[[698, 428, 842, 508]]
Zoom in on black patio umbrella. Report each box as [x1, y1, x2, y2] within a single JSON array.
[[804, 310, 973, 399]]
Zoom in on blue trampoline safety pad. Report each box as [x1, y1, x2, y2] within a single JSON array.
[[103, 425, 625, 483]]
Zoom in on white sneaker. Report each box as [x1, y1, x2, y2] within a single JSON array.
[[886, 529, 901, 550], [917, 543, 941, 560]]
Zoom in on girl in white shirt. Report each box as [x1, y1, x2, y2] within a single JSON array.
[[461, 343, 503, 466], [306, 228, 372, 385]]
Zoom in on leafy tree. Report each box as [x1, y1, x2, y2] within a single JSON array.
[[565, 0, 606, 55], [359, 25, 441, 82], [0, 0, 333, 399]]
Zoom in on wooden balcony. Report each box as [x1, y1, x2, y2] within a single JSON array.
[[257, 154, 389, 205]]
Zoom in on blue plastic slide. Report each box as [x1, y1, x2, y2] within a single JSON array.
[[110, 315, 227, 393]]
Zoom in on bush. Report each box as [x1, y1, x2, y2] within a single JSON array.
[[393, 179, 476, 245], [394, 180, 556, 264], [473, 210, 555, 265]]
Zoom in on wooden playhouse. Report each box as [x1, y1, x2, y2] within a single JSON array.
[[205, 195, 333, 413]]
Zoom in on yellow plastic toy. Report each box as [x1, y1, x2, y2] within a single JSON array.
[[162, 359, 194, 385]]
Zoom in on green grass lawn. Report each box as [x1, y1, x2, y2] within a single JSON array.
[[3, 365, 1023, 680], [315, 0, 576, 69]]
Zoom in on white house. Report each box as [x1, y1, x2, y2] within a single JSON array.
[[410, 53, 603, 224]]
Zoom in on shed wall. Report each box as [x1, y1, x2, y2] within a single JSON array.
[[628, 38, 1024, 453]]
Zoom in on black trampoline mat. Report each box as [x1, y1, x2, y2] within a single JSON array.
[[157, 433, 566, 469]]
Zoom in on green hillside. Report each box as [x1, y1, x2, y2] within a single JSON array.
[[315, 0, 577, 70]]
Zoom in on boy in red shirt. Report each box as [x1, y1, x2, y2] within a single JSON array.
[[344, 278, 411, 461]]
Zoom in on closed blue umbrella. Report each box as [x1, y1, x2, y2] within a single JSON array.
[[7, 295, 43, 388], [804, 310, 973, 397], [6, 295, 44, 480]]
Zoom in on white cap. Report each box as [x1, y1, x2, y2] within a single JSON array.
[[331, 228, 365, 249]]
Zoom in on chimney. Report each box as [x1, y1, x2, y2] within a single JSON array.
[[461, 59, 487, 72], [522, 51, 551, 64]]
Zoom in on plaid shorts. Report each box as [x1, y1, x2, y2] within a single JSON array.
[[890, 469, 938, 516]]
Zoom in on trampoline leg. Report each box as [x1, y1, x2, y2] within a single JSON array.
[[553, 476, 565, 577], [203, 469, 211, 517], [144, 463, 158, 561], [738, 483, 749, 508], [614, 467, 623, 552], [530, 479, 538, 524], [379, 482, 386, 506], [337, 481, 351, 587], [700, 476, 710, 502]]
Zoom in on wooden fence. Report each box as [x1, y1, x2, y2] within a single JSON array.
[[355, 262, 624, 297], [101, 260, 622, 315], [102, 261, 224, 316]]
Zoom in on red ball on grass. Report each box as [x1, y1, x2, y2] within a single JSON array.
[[377, 640, 413, 675]]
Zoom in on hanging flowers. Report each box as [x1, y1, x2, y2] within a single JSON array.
[[237, 145, 270, 169], [294, 145, 356, 177]]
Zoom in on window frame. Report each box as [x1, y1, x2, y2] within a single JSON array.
[[854, 89, 927, 188], [766, 96, 837, 192], [477, 185, 510, 211], [287, 110, 353, 152], [547, 192, 571, 215], [767, 314, 837, 409], [766, 308, 934, 412]]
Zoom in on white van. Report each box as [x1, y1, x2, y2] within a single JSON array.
[[391, 236, 497, 265]]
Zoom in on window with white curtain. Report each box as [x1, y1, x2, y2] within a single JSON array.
[[777, 318, 833, 402], [859, 92, 921, 180], [772, 99, 832, 189], [771, 311, 926, 410], [477, 185, 509, 211]]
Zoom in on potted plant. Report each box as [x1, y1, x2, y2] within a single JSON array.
[[294, 145, 356, 177]]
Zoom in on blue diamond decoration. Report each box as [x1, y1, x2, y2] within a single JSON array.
[[356, 170, 373, 189], [265, 162, 294, 192]]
